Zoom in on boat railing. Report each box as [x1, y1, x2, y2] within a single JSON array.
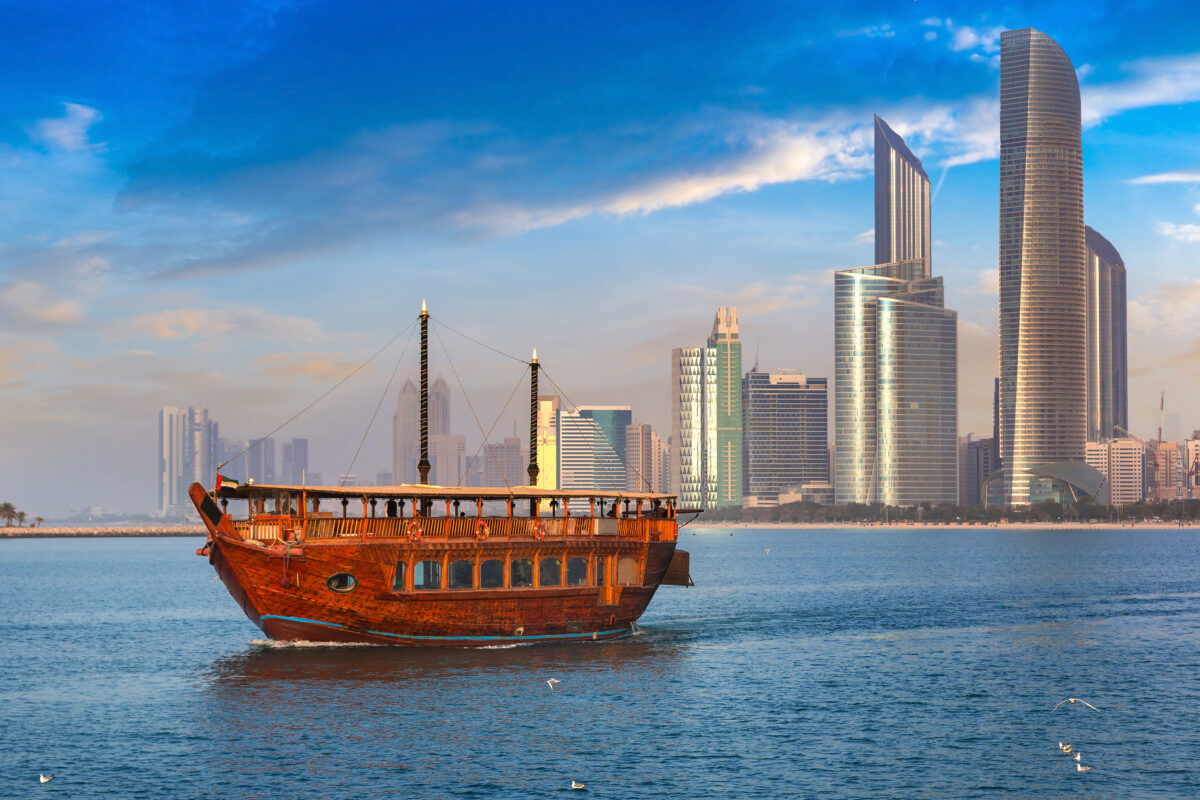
[[232, 515, 676, 543]]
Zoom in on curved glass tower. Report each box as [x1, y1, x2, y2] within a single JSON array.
[[875, 115, 931, 267], [1085, 226, 1127, 442], [999, 28, 1085, 506]]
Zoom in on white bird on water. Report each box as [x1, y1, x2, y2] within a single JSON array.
[[1073, 752, 1081, 762], [547, 678, 560, 690], [1054, 697, 1100, 712], [1059, 742, 1073, 754], [1077, 763, 1092, 772], [571, 779, 587, 789], [39, 774, 53, 784]]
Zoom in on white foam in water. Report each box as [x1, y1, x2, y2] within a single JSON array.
[[248, 638, 382, 648]]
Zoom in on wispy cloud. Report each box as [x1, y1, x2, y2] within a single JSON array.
[[1155, 221, 1200, 242], [1081, 52, 1200, 126], [106, 307, 324, 341], [1129, 170, 1200, 184], [29, 103, 102, 152], [0, 281, 85, 327]]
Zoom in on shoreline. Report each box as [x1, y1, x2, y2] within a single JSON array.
[[0, 526, 206, 539], [692, 521, 1199, 531]]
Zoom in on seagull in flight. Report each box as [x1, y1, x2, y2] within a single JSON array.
[[39, 774, 53, 784], [1054, 698, 1100, 711], [546, 678, 560, 690], [571, 780, 587, 790], [1076, 763, 1092, 772]]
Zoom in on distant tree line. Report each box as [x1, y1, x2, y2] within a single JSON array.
[[699, 498, 1200, 525], [0, 502, 43, 527]]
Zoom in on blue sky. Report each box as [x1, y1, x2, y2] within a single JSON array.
[[3, 0, 1200, 515]]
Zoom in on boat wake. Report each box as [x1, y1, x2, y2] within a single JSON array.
[[248, 638, 382, 649]]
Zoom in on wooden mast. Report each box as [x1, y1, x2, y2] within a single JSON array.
[[528, 348, 539, 516], [418, 300, 431, 499]]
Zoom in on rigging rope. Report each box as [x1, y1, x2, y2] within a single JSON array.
[[219, 318, 421, 474], [340, 323, 419, 485]]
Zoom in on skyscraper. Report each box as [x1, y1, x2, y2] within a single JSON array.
[[393, 376, 451, 484], [625, 422, 667, 493], [158, 405, 219, 515], [281, 438, 309, 484], [999, 28, 1086, 505], [742, 369, 829, 504], [247, 437, 275, 483], [875, 115, 931, 267], [834, 117, 957, 507], [536, 396, 560, 490], [1085, 226, 1128, 442], [708, 308, 743, 507], [558, 407, 629, 492]]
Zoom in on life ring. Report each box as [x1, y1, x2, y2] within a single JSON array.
[[475, 519, 490, 541], [534, 521, 547, 541], [406, 520, 423, 541]]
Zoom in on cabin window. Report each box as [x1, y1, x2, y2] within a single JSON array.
[[617, 557, 639, 586], [596, 556, 608, 586], [413, 560, 442, 590], [510, 558, 533, 588], [566, 557, 588, 586], [539, 558, 562, 587], [448, 559, 474, 590], [326, 573, 357, 593], [480, 559, 503, 588], [392, 561, 407, 591]]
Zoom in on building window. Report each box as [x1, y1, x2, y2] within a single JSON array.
[[539, 558, 562, 587], [511, 558, 533, 588], [326, 573, 357, 593], [413, 560, 442, 590], [566, 557, 588, 586], [448, 559, 473, 590], [617, 557, 639, 586], [480, 559, 503, 588], [391, 562, 406, 591]]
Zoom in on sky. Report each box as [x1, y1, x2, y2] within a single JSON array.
[[3, 0, 1200, 516]]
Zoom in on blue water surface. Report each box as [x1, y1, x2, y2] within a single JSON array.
[[2, 528, 1199, 799]]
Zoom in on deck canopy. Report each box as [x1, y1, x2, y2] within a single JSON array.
[[217, 482, 676, 503]]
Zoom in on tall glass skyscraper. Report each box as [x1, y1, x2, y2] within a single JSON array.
[[834, 117, 958, 507], [558, 406, 630, 491], [1085, 226, 1127, 442], [708, 308, 743, 507], [742, 369, 829, 501], [999, 28, 1086, 505]]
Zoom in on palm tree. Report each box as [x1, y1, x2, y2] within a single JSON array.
[[34, 516, 44, 528], [0, 503, 16, 527], [17, 511, 26, 527]]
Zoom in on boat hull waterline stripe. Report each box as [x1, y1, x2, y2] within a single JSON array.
[[260, 614, 630, 642]]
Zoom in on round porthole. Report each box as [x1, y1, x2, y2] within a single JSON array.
[[326, 573, 358, 593]]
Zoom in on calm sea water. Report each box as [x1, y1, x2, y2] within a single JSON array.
[[2, 528, 1199, 799]]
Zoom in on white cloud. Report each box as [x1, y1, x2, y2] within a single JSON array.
[[107, 307, 324, 341], [1128, 279, 1200, 335], [0, 281, 84, 326], [924, 31, 938, 41], [921, 17, 946, 27], [1155, 222, 1200, 242], [855, 228, 874, 243], [839, 23, 895, 39], [1081, 52, 1200, 126], [948, 24, 1003, 54], [30, 103, 101, 152], [1128, 170, 1200, 185]]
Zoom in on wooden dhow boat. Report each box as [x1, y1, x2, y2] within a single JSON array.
[[191, 304, 692, 646]]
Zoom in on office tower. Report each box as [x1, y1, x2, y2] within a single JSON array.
[[1086, 439, 1143, 505], [558, 406, 630, 492], [708, 308, 743, 507], [1150, 441, 1185, 502], [186, 407, 218, 486], [671, 346, 715, 509], [158, 407, 187, 514], [960, 436, 997, 507], [429, 434, 467, 486], [375, 471, 393, 485], [999, 29, 1086, 505], [835, 117, 957, 506], [742, 369, 829, 504], [281, 438, 309, 485], [472, 436, 522, 487], [536, 396, 560, 490], [393, 376, 451, 484], [1085, 227, 1128, 442], [1186, 437, 1200, 498], [626, 422, 666, 493], [247, 437, 275, 483], [875, 115, 931, 267]]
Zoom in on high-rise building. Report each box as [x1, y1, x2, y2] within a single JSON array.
[[247, 437, 275, 483], [742, 369, 829, 504], [1085, 226, 1128, 442], [1086, 439, 1143, 506], [999, 29, 1086, 505], [959, 435, 997, 507], [393, 376, 451, 484], [671, 345, 716, 509], [536, 396, 560, 490], [469, 436, 522, 488], [430, 434, 467, 486], [875, 115, 931, 267], [625, 422, 667, 493], [669, 308, 741, 509], [558, 407, 630, 492], [834, 116, 956, 507], [281, 438, 309, 485], [158, 405, 220, 515]]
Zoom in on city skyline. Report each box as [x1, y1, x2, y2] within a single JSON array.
[[5, 4, 1200, 514]]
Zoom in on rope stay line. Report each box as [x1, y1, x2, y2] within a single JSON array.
[[218, 317, 421, 473], [539, 365, 654, 495], [433, 318, 529, 366], [431, 322, 528, 491], [340, 323, 420, 486]]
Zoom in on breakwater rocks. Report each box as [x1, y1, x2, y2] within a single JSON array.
[[0, 526, 206, 538]]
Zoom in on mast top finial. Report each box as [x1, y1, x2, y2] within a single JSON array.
[[421, 299, 427, 315], [531, 348, 538, 364]]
